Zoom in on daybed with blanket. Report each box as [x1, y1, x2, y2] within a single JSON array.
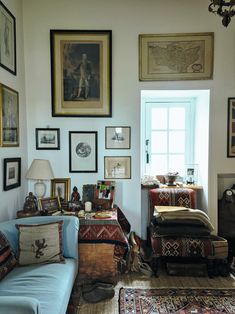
[[150, 206, 229, 277]]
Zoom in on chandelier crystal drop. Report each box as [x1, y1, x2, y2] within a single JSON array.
[[208, 0, 235, 27]]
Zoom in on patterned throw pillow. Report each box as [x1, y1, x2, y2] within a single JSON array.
[[16, 220, 65, 266], [0, 231, 17, 280]]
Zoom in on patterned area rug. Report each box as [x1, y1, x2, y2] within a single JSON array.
[[119, 287, 235, 314]]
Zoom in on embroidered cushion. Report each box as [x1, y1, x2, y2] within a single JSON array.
[[0, 231, 17, 280], [16, 220, 64, 266]]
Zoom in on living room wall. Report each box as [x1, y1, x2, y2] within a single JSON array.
[[0, 0, 27, 221], [1, 0, 233, 237]]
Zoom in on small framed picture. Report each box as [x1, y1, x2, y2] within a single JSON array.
[[3, 157, 21, 191], [69, 131, 98, 173], [36, 128, 60, 150], [51, 178, 71, 202], [0, 1, 16, 75], [105, 126, 131, 149], [185, 164, 198, 185], [38, 196, 61, 213], [104, 156, 131, 179], [0, 84, 19, 147], [227, 98, 235, 157]]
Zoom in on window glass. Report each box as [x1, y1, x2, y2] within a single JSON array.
[[151, 131, 167, 153], [169, 155, 185, 175], [151, 108, 167, 130], [169, 131, 185, 153], [169, 107, 185, 129], [151, 155, 167, 174]]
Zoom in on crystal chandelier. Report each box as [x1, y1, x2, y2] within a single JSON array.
[[208, 0, 235, 27]]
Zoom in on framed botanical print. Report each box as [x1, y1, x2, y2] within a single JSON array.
[[105, 126, 131, 149], [0, 84, 19, 147], [36, 128, 60, 150], [69, 131, 98, 172], [104, 156, 131, 179], [0, 1, 16, 75], [3, 157, 21, 190], [51, 178, 71, 202], [50, 29, 112, 117]]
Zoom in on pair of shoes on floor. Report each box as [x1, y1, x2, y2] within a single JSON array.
[[82, 281, 115, 303]]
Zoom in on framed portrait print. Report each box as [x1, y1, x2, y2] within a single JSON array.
[[36, 128, 60, 150], [139, 32, 214, 81], [227, 98, 235, 157], [3, 157, 21, 191], [50, 29, 112, 117], [51, 178, 71, 202], [0, 1, 16, 75], [104, 156, 131, 179], [105, 126, 131, 149], [0, 84, 19, 147], [69, 131, 98, 173]]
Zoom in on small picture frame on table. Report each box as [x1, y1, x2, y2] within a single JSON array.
[[51, 178, 71, 202], [36, 128, 60, 150], [105, 126, 131, 149], [104, 156, 131, 179], [38, 196, 61, 214], [3, 157, 21, 191]]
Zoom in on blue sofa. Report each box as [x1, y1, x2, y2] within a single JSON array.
[[0, 215, 79, 314]]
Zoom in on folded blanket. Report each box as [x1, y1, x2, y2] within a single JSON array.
[[154, 206, 214, 232]]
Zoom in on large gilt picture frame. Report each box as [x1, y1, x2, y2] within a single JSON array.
[[50, 29, 112, 117], [0, 1, 16, 75], [139, 32, 214, 81], [0, 84, 19, 147], [227, 98, 235, 157]]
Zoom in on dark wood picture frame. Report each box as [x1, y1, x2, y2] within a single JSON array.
[[69, 131, 98, 173], [227, 98, 235, 157], [0, 1, 16, 75], [35, 128, 60, 150], [38, 196, 61, 213], [3, 157, 21, 191], [50, 29, 112, 117]]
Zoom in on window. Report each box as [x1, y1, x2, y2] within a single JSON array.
[[143, 98, 195, 177]]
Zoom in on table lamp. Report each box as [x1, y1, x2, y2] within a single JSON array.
[[26, 159, 54, 198]]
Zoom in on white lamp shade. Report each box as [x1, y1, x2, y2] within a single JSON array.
[[26, 159, 54, 180]]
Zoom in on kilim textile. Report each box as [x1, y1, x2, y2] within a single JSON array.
[[119, 287, 235, 314]]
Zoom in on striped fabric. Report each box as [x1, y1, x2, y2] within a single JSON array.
[[0, 231, 17, 280]]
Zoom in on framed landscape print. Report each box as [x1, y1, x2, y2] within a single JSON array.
[[105, 126, 131, 149], [0, 1, 16, 75], [36, 128, 60, 150], [3, 157, 21, 191], [0, 84, 19, 147], [51, 178, 71, 202], [104, 156, 131, 179], [139, 32, 214, 81], [69, 131, 98, 172], [50, 29, 112, 117], [227, 98, 235, 157]]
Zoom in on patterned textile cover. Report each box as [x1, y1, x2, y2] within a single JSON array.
[[78, 207, 130, 262], [149, 188, 196, 219]]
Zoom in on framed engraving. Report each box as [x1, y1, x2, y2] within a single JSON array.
[[105, 126, 131, 149], [3, 157, 21, 190], [36, 128, 60, 150], [104, 156, 131, 179]]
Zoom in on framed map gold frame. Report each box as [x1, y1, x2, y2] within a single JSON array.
[[139, 32, 214, 81]]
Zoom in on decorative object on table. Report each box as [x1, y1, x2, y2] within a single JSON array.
[[23, 192, 38, 211], [38, 196, 61, 214], [95, 181, 115, 202], [119, 288, 235, 314], [0, 84, 19, 147], [0, 1, 16, 75], [50, 29, 112, 117], [69, 131, 98, 173], [51, 178, 71, 202], [85, 201, 92, 212], [139, 32, 214, 81], [227, 98, 235, 157], [26, 159, 54, 198], [3, 157, 21, 191], [208, 0, 235, 27], [164, 172, 178, 186], [70, 186, 80, 203], [82, 184, 96, 202], [105, 126, 131, 149], [185, 164, 198, 185], [35, 128, 60, 150], [104, 156, 131, 179]]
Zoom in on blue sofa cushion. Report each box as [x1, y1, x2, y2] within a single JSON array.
[[0, 231, 17, 280], [16, 220, 65, 266]]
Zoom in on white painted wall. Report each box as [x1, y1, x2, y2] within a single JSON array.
[[0, 0, 27, 221], [6, 0, 234, 236]]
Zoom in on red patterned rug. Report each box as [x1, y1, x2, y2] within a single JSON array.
[[119, 287, 235, 314]]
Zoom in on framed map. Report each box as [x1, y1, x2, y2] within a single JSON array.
[[139, 32, 214, 81]]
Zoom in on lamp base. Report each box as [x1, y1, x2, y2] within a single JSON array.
[[34, 180, 46, 198]]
